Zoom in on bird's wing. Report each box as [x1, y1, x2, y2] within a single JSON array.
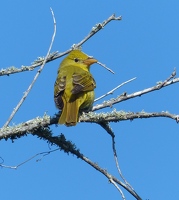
[[72, 72, 96, 94], [54, 75, 66, 109]]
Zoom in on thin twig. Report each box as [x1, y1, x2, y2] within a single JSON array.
[[97, 61, 115, 74], [110, 178, 126, 200], [98, 122, 115, 137], [99, 122, 135, 191], [0, 148, 59, 169], [94, 77, 136, 102], [112, 136, 134, 191], [3, 8, 56, 127], [158, 68, 176, 88]]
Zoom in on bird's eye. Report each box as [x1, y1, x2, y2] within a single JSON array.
[[74, 58, 79, 62]]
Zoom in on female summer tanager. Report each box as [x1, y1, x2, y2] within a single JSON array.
[[54, 50, 97, 126]]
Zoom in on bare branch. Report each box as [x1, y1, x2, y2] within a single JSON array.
[[31, 130, 141, 200], [99, 122, 135, 192], [81, 110, 179, 124], [93, 77, 179, 111], [0, 14, 122, 77], [74, 14, 122, 48], [0, 113, 51, 140], [98, 122, 115, 137], [157, 68, 176, 89], [112, 135, 135, 192], [3, 8, 56, 127], [109, 178, 126, 200], [1, 111, 178, 142], [94, 77, 136, 102], [0, 52, 59, 76]]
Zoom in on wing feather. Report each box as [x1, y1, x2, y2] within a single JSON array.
[[72, 72, 96, 94], [54, 76, 66, 109]]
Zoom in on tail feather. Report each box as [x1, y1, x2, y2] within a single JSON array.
[[58, 103, 67, 124], [66, 100, 79, 126], [58, 100, 79, 126]]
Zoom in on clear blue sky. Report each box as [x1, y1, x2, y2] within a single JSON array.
[[1, 1, 179, 199]]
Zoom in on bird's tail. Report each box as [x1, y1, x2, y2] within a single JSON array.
[[58, 100, 79, 126], [58, 103, 66, 124]]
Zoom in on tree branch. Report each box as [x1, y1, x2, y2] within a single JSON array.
[[31, 129, 141, 200], [93, 76, 179, 111], [0, 111, 178, 141], [0, 14, 122, 77], [3, 8, 56, 127], [94, 77, 136, 102], [99, 122, 136, 192], [81, 110, 179, 123]]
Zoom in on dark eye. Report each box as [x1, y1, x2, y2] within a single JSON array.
[[74, 58, 79, 62]]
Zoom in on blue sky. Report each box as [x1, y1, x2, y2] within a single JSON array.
[[1, 1, 179, 199]]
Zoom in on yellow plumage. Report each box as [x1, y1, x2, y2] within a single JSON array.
[[54, 50, 97, 126]]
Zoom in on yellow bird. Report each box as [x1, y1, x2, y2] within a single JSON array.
[[54, 50, 97, 126]]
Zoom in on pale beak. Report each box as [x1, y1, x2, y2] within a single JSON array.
[[83, 57, 98, 66]]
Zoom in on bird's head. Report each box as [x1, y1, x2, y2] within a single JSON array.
[[61, 50, 97, 71]]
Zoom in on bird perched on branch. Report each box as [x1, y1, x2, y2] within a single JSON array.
[[54, 50, 97, 126]]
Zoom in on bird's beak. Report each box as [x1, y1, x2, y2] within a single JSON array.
[[83, 57, 97, 66]]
